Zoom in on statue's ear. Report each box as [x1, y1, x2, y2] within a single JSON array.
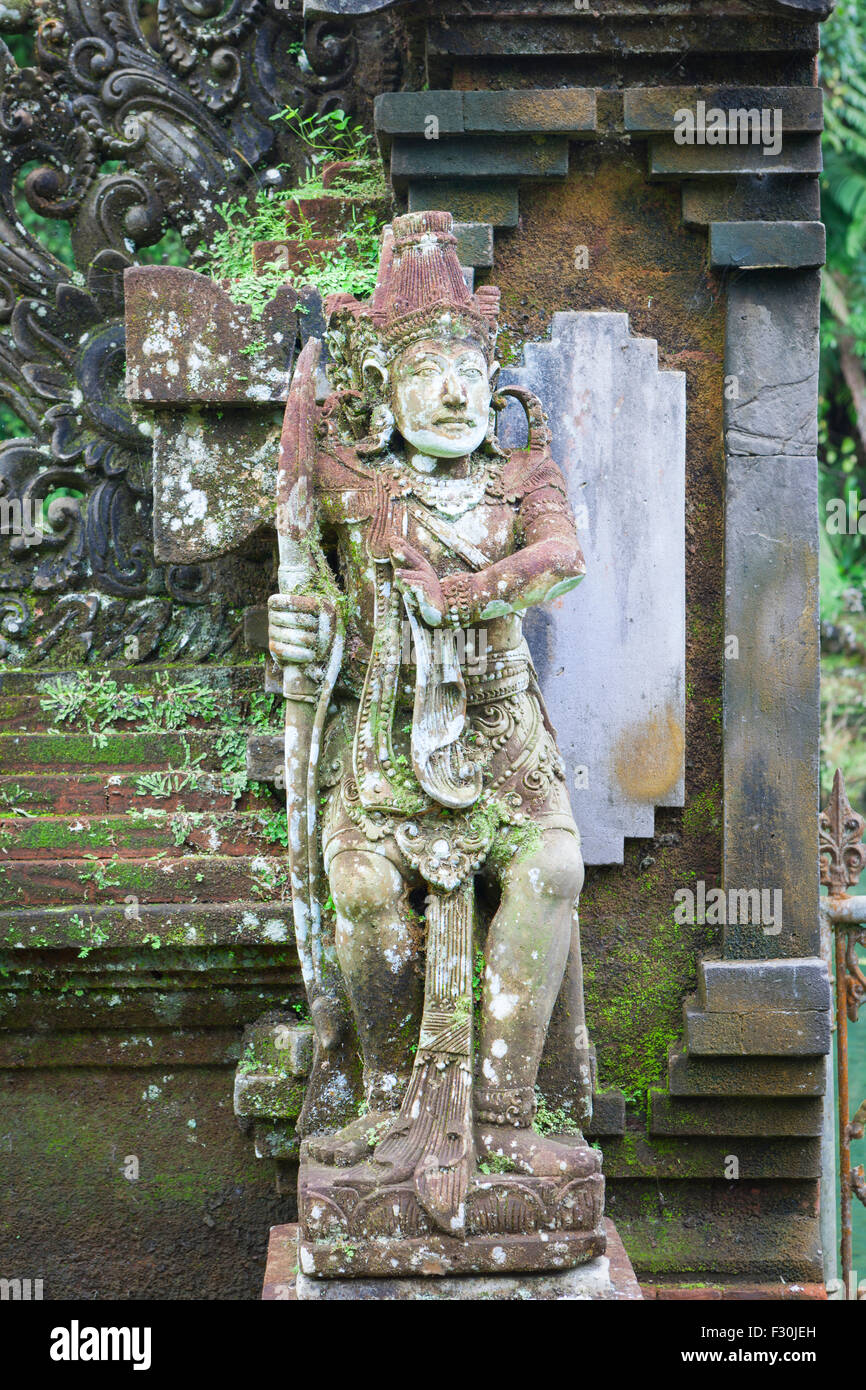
[[489, 360, 501, 390], [361, 355, 389, 398]]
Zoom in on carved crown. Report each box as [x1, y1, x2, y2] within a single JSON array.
[[325, 211, 500, 383]]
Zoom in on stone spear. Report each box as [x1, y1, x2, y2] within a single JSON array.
[[275, 336, 346, 1060]]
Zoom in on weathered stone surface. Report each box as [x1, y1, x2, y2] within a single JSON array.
[[408, 180, 519, 227], [270, 1220, 641, 1300], [611, 1178, 823, 1281], [241, 1017, 313, 1075], [463, 88, 596, 134], [642, 1281, 827, 1300], [585, 1089, 626, 1137], [601, 1134, 822, 1180], [0, 900, 295, 951], [667, 1050, 826, 1097], [723, 455, 820, 957], [246, 732, 284, 783], [649, 1091, 823, 1137], [124, 266, 296, 405], [375, 88, 596, 138], [725, 274, 820, 455], [391, 134, 569, 182], [709, 220, 825, 269], [297, 1257, 613, 1300], [684, 1003, 831, 1055], [500, 311, 685, 864], [650, 134, 822, 179], [233, 1070, 306, 1124], [624, 87, 823, 134], [452, 220, 494, 268], [0, 1027, 244, 1069], [699, 956, 830, 1011], [426, 16, 821, 59], [682, 176, 821, 226], [152, 407, 281, 564], [374, 89, 465, 138]]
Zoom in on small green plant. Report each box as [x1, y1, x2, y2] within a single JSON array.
[[258, 808, 289, 847], [477, 1154, 520, 1175], [533, 1089, 582, 1137]]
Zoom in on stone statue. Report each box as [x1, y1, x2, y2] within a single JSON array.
[[268, 210, 604, 1278]]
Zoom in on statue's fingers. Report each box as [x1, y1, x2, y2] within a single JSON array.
[[270, 614, 318, 637], [270, 640, 317, 663], [271, 626, 318, 650], [272, 609, 319, 630], [268, 596, 320, 622]]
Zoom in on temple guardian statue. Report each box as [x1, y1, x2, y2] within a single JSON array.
[[269, 211, 604, 1277]]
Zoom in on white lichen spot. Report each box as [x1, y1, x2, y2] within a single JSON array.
[[490, 991, 519, 1020]]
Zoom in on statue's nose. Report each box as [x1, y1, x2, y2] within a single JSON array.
[[442, 372, 467, 405]]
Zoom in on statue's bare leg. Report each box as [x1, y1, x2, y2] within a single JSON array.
[[475, 827, 599, 1178], [303, 849, 423, 1167]]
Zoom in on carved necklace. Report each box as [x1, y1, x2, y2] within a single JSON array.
[[381, 452, 504, 519]]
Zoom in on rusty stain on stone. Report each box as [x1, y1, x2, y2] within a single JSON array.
[[612, 704, 685, 802]]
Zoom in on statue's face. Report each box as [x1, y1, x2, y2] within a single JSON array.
[[390, 337, 492, 458]]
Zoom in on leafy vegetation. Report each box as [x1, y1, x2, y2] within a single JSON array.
[[198, 107, 387, 317], [820, 2, 866, 610]]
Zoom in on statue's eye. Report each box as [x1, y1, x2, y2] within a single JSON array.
[[460, 367, 483, 379]]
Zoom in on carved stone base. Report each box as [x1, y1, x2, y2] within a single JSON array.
[[262, 1221, 643, 1300], [297, 1254, 613, 1300], [298, 1159, 605, 1278]]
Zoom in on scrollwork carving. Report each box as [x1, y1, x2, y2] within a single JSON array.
[[0, 0, 403, 666]]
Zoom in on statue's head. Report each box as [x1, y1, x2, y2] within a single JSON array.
[[325, 212, 501, 459]]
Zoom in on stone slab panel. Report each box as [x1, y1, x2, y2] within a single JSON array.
[[426, 18, 821, 59], [723, 453, 820, 957], [499, 311, 685, 864], [269, 1221, 641, 1300], [725, 273, 820, 455], [124, 266, 295, 405], [624, 87, 823, 133], [408, 180, 518, 228], [699, 956, 830, 1011], [667, 1050, 826, 1097], [452, 220, 494, 268], [462, 88, 596, 134], [684, 1004, 831, 1055], [374, 90, 464, 138], [650, 133, 822, 178], [585, 1089, 626, 1136], [601, 1133, 821, 1180], [152, 407, 280, 564], [376, 88, 596, 138], [682, 177, 820, 226], [391, 135, 568, 182], [709, 220, 825, 269], [649, 1091, 823, 1137]]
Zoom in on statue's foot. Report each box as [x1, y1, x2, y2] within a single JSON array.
[[474, 1123, 601, 1179], [301, 1111, 396, 1168]]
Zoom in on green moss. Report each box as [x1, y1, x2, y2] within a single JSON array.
[[682, 783, 722, 838]]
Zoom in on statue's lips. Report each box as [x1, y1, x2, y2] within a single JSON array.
[[432, 417, 475, 428]]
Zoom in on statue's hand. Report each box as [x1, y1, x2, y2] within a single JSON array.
[[389, 538, 445, 628], [267, 593, 331, 668]]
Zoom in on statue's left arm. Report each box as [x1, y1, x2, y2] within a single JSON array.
[[439, 453, 585, 626]]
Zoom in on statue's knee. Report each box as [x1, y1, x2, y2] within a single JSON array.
[[512, 832, 584, 902], [329, 851, 402, 921]]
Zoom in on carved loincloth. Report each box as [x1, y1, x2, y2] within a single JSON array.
[[320, 679, 579, 890]]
